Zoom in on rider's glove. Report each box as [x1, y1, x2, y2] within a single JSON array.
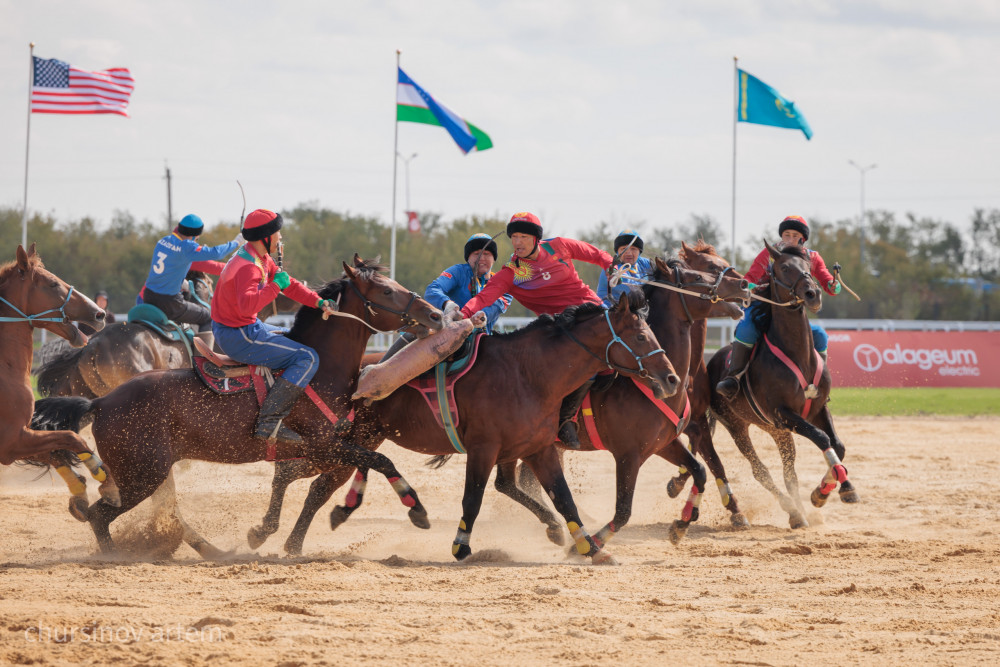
[[233, 233, 247, 247], [316, 298, 337, 312], [273, 271, 291, 291], [470, 311, 488, 329], [828, 280, 842, 295]]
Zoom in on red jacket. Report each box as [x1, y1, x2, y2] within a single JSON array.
[[211, 246, 321, 327], [744, 246, 838, 296], [461, 237, 611, 317]]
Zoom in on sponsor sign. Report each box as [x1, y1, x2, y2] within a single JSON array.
[[827, 331, 1000, 387]]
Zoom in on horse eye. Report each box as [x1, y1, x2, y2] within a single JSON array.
[[383, 288, 392, 296], [637, 333, 647, 342]]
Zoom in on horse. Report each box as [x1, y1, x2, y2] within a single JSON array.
[[250, 290, 682, 564], [29, 256, 445, 553], [0, 244, 118, 507], [702, 240, 859, 529]]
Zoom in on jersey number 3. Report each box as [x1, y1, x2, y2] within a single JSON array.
[[152, 251, 168, 274]]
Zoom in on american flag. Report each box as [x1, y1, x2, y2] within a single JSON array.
[[31, 56, 134, 116]]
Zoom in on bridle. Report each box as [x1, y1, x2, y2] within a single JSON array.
[[563, 307, 665, 379], [0, 284, 77, 325], [764, 259, 817, 310], [323, 276, 425, 334]]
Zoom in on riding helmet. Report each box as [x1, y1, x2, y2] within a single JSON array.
[[176, 214, 204, 237], [778, 215, 809, 242], [506, 212, 543, 239], [464, 233, 499, 262], [613, 229, 644, 253], [242, 209, 284, 242]]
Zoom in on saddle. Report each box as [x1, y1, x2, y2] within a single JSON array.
[[127, 304, 196, 361], [405, 332, 486, 453]]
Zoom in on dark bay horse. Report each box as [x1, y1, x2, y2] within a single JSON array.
[[30, 256, 444, 553], [251, 290, 681, 564], [703, 241, 859, 529], [0, 244, 117, 505]]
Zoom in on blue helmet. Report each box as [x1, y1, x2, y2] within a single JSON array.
[[613, 229, 644, 253], [464, 233, 499, 261], [176, 214, 204, 236]]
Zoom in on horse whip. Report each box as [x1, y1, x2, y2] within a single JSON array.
[[832, 263, 862, 301]]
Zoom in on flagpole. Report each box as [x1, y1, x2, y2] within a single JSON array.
[[21, 42, 35, 248], [730, 56, 738, 265], [390, 49, 401, 280]]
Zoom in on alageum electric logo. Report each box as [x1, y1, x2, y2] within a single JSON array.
[[852, 343, 980, 376]]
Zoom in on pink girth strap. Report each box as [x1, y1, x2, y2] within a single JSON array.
[[762, 334, 824, 418], [580, 391, 605, 450], [630, 377, 691, 432], [251, 369, 354, 461]]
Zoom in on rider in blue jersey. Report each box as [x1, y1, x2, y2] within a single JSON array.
[[596, 229, 654, 306]]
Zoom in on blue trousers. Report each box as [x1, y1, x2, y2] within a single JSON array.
[[213, 319, 319, 388], [733, 301, 828, 353]]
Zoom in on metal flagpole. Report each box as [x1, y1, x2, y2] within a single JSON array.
[[21, 42, 35, 248], [730, 56, 738, 264], [390, 50, 401, 280]]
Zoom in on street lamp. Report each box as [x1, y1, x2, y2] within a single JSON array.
[[848, 160, 877, 266], [397, 152, 417, 212]]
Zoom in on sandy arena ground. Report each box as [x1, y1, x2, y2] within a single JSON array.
[[1, 416, 998, 666]]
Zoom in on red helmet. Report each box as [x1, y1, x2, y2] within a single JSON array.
[[506, 212, 543, 239], [778, 215, 809, 241], [242, 209, 283, 242]]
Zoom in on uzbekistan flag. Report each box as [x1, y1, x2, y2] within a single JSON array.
[[396, 68, 492, 153]]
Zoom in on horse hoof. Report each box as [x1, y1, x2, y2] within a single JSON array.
[[98, 482, 121, 508], [408, 507, 430, 530], [330, 506, 351, 531], [545, 525, 566, 546], [68, 497, 89, 522], [730, 512, 750, 529], [668, 520, 689, 545], [839, 487, 861, 504], [283, 539, 303, 557], [789, 513, 809, 530], [247, 526, 268, 549], [591, 549, 619, 566], [453, 544, 471, 561], [666, 478, 684, 499], [810, 487, 830, 508]]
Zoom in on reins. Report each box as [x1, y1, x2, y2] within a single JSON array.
[[609, 262, 747, 305], [0, 285, 76, 325], [562, 307, 665, 379], [324, 278, 422, 334]]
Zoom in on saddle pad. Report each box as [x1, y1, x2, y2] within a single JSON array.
[[193, 357, 284, 395], [406, 332, 485, 446]]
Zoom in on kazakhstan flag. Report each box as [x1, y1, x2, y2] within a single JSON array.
[[737, 69, 813, 140]]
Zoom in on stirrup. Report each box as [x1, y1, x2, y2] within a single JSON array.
[[558, 421, 582, 450], [717, 377, 740, 401]]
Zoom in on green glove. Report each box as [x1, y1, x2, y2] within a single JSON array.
[[828, 280, 842, 295], [747, 282, 757, 290], [316, 298, 337, 311], [273, 271, 291, 291]]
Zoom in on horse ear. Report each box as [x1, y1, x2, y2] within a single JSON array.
[[764, 238, 781, 260], [27, 242, 37, 257], [654, 256, 670, 275], [353, 253, 365, 268], [679, 240, 692, 261], [16, 245, 28, 270], [614, 290, 630, 312], [343, 261, 358, 281]]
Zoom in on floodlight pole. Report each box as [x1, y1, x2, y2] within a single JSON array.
[[848, 160, 877, 266]]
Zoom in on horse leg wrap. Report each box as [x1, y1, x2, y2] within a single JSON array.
[[567, 521, 594, 556], [77, 451, 108, 482], [820, 449, 849, 495], [344, 471, 367, 509], [452, 520, 471, 557], [55, 466, 87, 497], [677, 466, 688, 475], [716, 478, 732, 507], [594, 521, 617, 548], [388, 476, 416, 508], [682, 486, 702, 523]]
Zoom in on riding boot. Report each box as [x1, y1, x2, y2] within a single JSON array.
[[254, 377, 305, 443], [557, 377, 595, 450], [380, 332, 416, 363], [716, 342, 752, 401]]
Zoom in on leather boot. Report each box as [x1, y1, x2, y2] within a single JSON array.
[[380, 332, 416, 363], [255, 377, 305, 443], [557, 377, 595, 450], [716, 342, 752, 401]]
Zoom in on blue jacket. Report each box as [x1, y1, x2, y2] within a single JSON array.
[[597, 255, 654, 305], [424, 263, 511, 334], [144, 233, 238, 295]]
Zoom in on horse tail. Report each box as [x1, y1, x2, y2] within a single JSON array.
[[425, 455, 453, 469], [31, 396, 95, 434], [35, 345, 87, 396]]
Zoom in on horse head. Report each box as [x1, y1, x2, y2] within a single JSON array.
[[651, 256, 749, 322], [341, 254, 444, 336], [765, 239, 822, 313], [1, 244, 105, 347], [679, 240, 750, 316], [605, 290, 680, 399]]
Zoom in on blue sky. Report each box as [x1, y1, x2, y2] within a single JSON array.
[[2, 0, 998, 253]]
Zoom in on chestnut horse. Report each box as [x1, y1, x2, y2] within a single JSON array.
[[703, 241, 859, 529], [250, 290, 681, 564], [0, 244, 117, 505], [30, 257, 444, 553]]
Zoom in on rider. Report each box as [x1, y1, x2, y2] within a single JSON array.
[[596, 229, 653, 306], [716, 215, 841, 401], [210, 209, 338, 443], [382, 233, 512, 360], [141, 214, 242, 332], [460, 212, 614, 449]]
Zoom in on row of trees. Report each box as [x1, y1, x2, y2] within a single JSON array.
[[3, 205, 999, 321]]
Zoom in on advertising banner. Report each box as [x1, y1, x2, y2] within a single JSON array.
[[827, 330, 1000, 388]]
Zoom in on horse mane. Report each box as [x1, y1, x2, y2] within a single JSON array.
[[0, 252, 44, 290], [678, 239, 718, 261], [286, 258, 387, 338], [496, 291, 649, 342], [35, 345, 88, 397]]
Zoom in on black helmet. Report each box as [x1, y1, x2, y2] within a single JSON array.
[[464, 233, 498, 262], [613, 229, 644, 253], [778, 215, 809, 241]]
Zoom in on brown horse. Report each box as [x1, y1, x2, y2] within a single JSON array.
[[251, 290, 681, 564], [29, 256, 444, 553], [703, 241, 859, 529], [0, 244, 117, 505]]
